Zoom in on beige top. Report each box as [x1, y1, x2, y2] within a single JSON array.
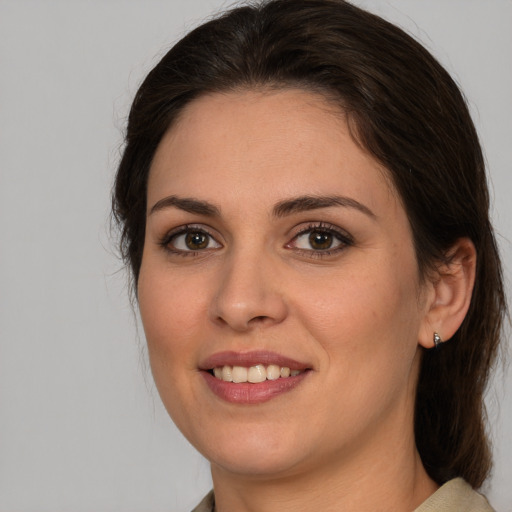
[[414, 478, 494, 512], [191, 478, 495, 512]]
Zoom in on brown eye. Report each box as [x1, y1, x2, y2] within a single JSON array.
[[308, 230, 334, 250], [185, 232, 209, 250], [166, 227, 222, 253], [288, 223, 353, 256]]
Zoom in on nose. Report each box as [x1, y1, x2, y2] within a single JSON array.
[[209, 250, 288, 332]]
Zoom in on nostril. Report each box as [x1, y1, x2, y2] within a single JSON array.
[[248, 315, 274, 326]]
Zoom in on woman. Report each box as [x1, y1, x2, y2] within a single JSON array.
[[112, 0, 507, 510]]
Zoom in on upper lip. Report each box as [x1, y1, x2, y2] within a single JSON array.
[[199, 350, 311, 371]]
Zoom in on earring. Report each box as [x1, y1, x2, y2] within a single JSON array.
[[433, 332, 443, 350]]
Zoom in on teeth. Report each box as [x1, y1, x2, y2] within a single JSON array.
[[211, 364, 304, 383], [221, 366, 233, 382], [266, 364, 281, 380], [248, 364, 266, 383], [232, 366, 248, 383]]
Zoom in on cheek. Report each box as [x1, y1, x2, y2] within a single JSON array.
[[300, 265, 418, 336], [292, 255, 423, 385], [137, 263, 211, 431], [300, 263, 422, 417], [137, 262, 209, 371]]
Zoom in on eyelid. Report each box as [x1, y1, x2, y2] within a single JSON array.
[[285, 222, 354, 255], [287, 221, 353, 241], [159, 224, 223, 255]]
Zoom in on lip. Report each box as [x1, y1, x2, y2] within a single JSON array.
[[199, 350, 312, 405], [199, 350, 309, 371], [201, 370, 310, 404]]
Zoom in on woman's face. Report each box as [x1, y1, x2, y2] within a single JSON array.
[[138, 90, 433, 479]]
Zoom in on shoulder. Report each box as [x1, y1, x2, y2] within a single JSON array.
[[190, 481, 494, 512], [414, 478, 495, 512], [190, 490, 215, 512]]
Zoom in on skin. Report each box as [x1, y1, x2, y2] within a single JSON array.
[[138, 89, 473, 511]]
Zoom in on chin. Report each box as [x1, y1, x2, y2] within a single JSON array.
[[191, 422, 311, 478], [209, 448, 306, 479]]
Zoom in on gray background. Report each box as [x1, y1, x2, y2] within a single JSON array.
[[0, 1, 510, 511]]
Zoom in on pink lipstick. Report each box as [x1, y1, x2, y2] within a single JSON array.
[[199, 350, 311, 405]]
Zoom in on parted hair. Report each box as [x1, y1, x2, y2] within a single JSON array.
[[113, 0, 506, 487]]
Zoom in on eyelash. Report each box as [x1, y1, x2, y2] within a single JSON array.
[[287, 222, 354, 258], [158, 222, 353, 258], [159, 224, 220, 257]]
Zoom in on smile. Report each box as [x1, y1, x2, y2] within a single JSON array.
[[200, 351, 311, 404], [211, 364, 303, 383]]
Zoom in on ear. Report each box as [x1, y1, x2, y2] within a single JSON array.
[[418, 238, 476, 349]]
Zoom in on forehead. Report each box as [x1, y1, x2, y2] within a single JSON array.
[[147, 89, 397, 215]]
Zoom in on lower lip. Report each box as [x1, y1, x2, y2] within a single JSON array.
[[201, 371, 309, 404]]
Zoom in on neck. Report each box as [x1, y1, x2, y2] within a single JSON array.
[[210, 402, 438, 512], [212, 446, 436, 512]]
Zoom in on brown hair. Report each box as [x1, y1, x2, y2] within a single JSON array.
[[112, 0, 506, 487]]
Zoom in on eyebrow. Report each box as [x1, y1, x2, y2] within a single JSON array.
[[148, 194, 375, 219], [149, 195, 220, 217], [272, 195, 376, 219]]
